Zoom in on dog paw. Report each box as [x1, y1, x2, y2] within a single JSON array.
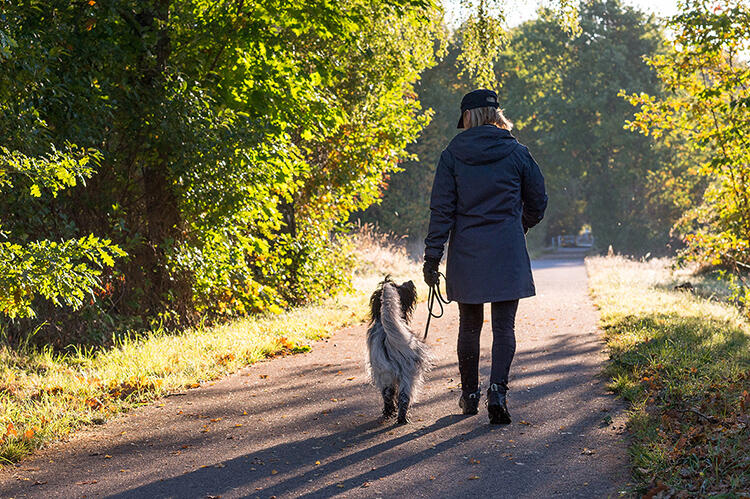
[[378, 414, 394, 425], [396, 416, 410, 425]]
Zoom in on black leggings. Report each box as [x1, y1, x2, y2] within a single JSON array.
[[457, 300, 519, 394]]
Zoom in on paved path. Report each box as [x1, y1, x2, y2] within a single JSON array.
[[1, 258, 629, 498]]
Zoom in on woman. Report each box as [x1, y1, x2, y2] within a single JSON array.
[[423, 89, 547, 424]]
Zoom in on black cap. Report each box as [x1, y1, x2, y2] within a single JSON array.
[[457, 89, 499, 128]]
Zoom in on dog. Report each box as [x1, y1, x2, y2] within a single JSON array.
[[365, 277, 433, 424]]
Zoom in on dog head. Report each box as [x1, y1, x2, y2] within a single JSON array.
[[369, 276, 417, 323]]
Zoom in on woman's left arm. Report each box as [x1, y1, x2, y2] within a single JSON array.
[[520, 147, 548, 231]]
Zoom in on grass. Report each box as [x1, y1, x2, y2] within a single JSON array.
[[587, 256, 750, 497], [0, 226, 423, 465]]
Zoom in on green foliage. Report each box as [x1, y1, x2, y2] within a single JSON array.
[[363, 40, 468, 238], [0, 145, 99, 198], [0, 138, 124, 319], [454, 0, 581, 87], [0, 0, 444, 342], [499, 0, 700, 254], [456, 0, 507, 87], [0, 236, 125, 319], [623, 0, 750, 267]]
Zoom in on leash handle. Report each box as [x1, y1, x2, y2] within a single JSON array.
[[424, 271, 450, 340]]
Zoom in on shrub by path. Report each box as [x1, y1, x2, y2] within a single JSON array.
[[0, 258, 629, 498]]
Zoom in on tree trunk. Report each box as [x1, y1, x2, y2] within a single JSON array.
[[132, 1, 194, 322]]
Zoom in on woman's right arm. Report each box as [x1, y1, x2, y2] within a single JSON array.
[[424, 150, 457, 263]]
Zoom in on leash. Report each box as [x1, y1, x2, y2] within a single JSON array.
[[424, 271, 451, 340]]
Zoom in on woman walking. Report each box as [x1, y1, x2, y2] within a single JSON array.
[[423, 89, 547, 424]]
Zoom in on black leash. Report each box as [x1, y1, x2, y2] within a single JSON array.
[[424, 271, 451, 340]]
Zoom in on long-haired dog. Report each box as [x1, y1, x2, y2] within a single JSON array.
[[365, 277, 433, 424]]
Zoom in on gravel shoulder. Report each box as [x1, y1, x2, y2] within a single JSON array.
[[0, 258, 630, 498]]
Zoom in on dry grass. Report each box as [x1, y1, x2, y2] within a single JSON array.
[[587, 256, 750, 497], [0, 226, 422, 465]]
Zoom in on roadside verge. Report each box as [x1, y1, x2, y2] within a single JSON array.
[[586, 256, 749, 496], [0, 230, 423, 465]]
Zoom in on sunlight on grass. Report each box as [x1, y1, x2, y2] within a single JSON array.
[[0, 229, 423, 465], [587, 256, 750, 496]]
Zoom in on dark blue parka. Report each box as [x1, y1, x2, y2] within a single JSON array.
[[424, 125, 548, 304]]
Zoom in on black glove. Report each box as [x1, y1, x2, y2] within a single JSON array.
[[423, 257, 440, 287]]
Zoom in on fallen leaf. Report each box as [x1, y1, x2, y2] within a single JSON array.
[[644, 481, 670, 498], [104, 454, 112, 459], [346, 377, 355, 381], [259, 374, 268, 379], [76, 480, 98, 485], [469, 475, 480, 480], [581, 448, 595, 455], [271, 469, 278, 475]]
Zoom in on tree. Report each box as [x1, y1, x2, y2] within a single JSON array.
[[364, 39, 469, 239], [498, 0, 700, 254], [624, 0, 750, 267], [0, 0, 444, 342], [0, 19, 125, 320]]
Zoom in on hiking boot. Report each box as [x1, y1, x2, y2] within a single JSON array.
[[459, 390, 481, 415], [487, 383, 511, 424]]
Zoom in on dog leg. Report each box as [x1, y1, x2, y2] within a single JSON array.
[[396, 389, 411, 425], [381, 385, 397, 419]]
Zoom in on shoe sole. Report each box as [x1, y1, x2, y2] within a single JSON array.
[[488, 404, 511, 424]]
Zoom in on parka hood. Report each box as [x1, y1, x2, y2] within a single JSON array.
[[447, 125, 520, 166]]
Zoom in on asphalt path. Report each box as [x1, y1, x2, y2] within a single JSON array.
[[1, 257, 629, 498]]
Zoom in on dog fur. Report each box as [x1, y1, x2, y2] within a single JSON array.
[[365, 277, 433, 424]]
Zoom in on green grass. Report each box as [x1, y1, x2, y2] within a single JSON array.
[[0, 229, 424, 466], [587, 256, 750, 497]]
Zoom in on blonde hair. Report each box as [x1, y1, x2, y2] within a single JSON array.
[[464, 106, 513, 130]]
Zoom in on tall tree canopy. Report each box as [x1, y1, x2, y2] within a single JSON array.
[[624, 0, 750, 269], [369, 0, 703, 256]]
